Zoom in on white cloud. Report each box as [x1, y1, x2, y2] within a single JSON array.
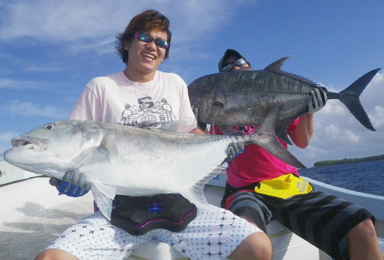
[[321, 101, 347, 116], [0, 100, 67, 118], [0, 78, 42, 89], [0, 1, 123, 41], [370, 105, 384, 127], [0, 132, 15, 143], [0, 132, 15, 158], [344, 130, 361, 144], [0, 1, 247, 57], [25, 65, 66, 73]]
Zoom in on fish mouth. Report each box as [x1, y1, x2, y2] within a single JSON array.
[[11, 136, 49, 152]]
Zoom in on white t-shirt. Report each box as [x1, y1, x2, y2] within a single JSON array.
[[68, 71, 197, 132]]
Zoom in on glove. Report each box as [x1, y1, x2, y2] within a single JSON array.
[[49, 169, 91, 197], [192, 106, 207, 131], [224, 142, 245, 162], [308, 88, 328, 114]]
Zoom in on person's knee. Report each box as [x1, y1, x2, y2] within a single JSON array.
[[229, 232, 272, 260], [247, 232, 272, 258], [35, 249, 77, 260], [35, 251, 48, 260], [35, 250, 56, 260], [348, 218, 378, 242]]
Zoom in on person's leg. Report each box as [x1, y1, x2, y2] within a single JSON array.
[[228, 231, 272, 260], [229, 191, 272, 232], [271, 190, 380, 260], [347, 218, 382, 260], [226, 191, 273, 259], [35, 249, 78, 260], [158, 207, 270, 260], [35, 211, 154, 260]]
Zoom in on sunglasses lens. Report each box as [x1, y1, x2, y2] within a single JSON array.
[[222, 63, 233, 72], [234, 58, 247, 66], [155, 39, 169, 49], [137, 33, 152, 43], [136, 33, 169, 49]]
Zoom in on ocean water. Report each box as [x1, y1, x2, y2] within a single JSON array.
[[299, 160, 384, 196], [299, 160, 384, 255]]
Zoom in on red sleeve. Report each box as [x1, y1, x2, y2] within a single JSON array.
[[288, 118, 300, 131]]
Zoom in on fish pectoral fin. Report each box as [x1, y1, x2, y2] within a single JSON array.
[[252, 106, 306, 169], [181, 185, 214, 211], [180, 169, 221, 211], [91, 182, 116, 221], [98, 132, 119, 162], [255, 134, 306, 169]]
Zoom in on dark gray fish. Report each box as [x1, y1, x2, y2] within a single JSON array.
[[188, 56, 380, 143]]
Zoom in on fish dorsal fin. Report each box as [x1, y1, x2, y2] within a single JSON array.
[[158, 119, 195, 133], [264, 56, 291, 71], [264, 56, 318, 86]]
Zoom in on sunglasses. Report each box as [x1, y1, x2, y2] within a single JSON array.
[[222, 57, 248, 72], [134, 32, 169, 49]]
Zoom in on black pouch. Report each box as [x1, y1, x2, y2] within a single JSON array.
[[111, 194, 197, 236]]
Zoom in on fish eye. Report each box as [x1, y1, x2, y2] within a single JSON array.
[[44, 124, 56, 130]]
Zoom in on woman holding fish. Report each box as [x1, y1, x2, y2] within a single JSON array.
[[35, 10, 268, 260]]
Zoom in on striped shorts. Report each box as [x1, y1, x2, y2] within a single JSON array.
[[46, 207, 261, 260], [228, 189, 374, 260]]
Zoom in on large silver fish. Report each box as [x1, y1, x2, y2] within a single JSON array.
[[188, 56, 380, 143], [4, 106, 305, 220]]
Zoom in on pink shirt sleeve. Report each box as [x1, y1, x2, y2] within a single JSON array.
[[287, 118, 300, 131]]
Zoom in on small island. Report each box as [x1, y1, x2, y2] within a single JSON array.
[[314, 154, 384, 167]]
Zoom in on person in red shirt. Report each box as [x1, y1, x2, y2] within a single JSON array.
[[206, 49, 382, 260]]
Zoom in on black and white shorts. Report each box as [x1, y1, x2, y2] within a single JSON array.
[[46, 207, 261, 260], [229, 189, 374, 260]]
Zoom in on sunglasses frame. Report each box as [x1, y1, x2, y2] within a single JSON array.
[[222, 57, 248, 72], [134, 32, 170, 49]]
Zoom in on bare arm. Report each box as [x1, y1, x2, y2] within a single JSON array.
[[288, 113, 314, 149], [289, 88, 327, 149], [189, 128, 207, 135]]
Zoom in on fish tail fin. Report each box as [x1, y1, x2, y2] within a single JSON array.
[[244, 105, 307, 169], [336, 68, 380, 131], [91, 182, 116, 221]]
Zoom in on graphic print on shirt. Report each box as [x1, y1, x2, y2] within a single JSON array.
[[119, 96, 176, 129]]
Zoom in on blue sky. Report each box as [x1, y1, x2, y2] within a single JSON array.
[[0, 0, 383, 167]]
